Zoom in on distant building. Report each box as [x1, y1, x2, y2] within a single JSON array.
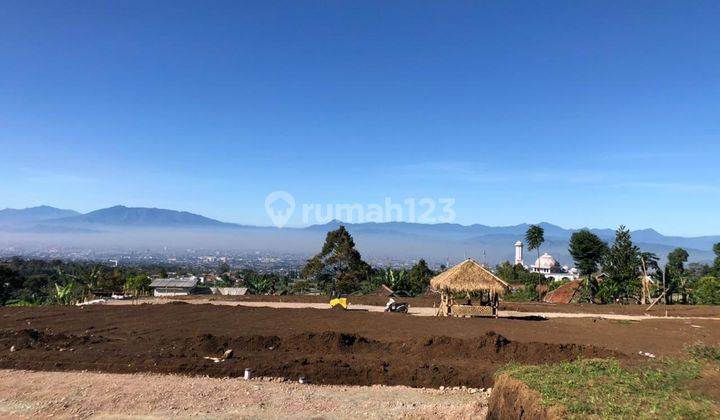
[[149, 276, 199, 297], [514, 241, 524, 266], [210, 287, 249, 296], [514, 242, 579, 282]]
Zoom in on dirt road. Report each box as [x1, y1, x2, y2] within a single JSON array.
[[110, 297, 720, 321], [0, 369, 488, 419]]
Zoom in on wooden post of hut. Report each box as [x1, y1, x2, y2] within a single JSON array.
[[430, 259, 510, 318]]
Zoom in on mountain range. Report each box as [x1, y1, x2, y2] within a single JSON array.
[[1, 205, 717, 264]]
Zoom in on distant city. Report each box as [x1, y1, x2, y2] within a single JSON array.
[[2, 204, 719, 271]]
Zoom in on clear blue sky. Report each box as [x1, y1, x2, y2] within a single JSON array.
[[1, 1, 719, 235]]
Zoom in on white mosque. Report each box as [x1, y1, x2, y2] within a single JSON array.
[[514, 241, 579, 282]]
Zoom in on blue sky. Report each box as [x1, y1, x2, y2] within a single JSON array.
[[1, 1, 719, 235]]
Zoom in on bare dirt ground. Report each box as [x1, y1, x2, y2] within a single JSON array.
[[125, 296, 720, 321], [0, 369, 489, 419], [179, 294, 720, 318], [1, 304, 718, 390]]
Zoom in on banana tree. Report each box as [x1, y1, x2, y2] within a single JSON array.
[[54, 282, 77, 305]]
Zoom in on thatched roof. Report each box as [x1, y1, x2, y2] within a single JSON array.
[[430, 259, 510, 295]]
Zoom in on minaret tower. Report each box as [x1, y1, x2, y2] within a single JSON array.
[[514, 241, 524, 266]]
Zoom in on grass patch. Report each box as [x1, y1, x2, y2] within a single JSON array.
[[609, 319, 640, 325], [686, 342, 720, 362], [500, 358, 719, 419]]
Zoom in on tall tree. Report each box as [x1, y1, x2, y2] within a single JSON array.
[[601, 226, 641, 303], [666, 248, 689, 304], [713, 242, 720, 276], [406, 259, 434, 296], [568, 229, 608, 303], [301, 226, 371, 295], [525, 225, 545, 270]]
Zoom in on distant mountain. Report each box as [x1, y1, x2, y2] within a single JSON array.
[[0, 206, 80, 226], [1, 204, 718, 265], [304, 220, 720, 263], [48, 205, 233, 228]]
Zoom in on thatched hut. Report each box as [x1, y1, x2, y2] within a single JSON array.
[[430, 259, 510, 317]]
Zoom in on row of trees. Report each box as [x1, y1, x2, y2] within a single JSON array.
[[0, 257, 168, 306], [496, 224, 720, 305], [568, 226, 720, 304]]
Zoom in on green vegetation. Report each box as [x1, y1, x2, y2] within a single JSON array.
[[687, 342, 720, 362], [568, 229, 608, 302], [601, 226, 641, 303], [496, 261, 548, 301], [525, 224, 545, 270], [302, 226, 435, 296], [124, 273, 151, 296], [301, 226, 373, 295], [500, 357, 720, 419], [666, 248, 691, 304], [692, 276, 720, 305]]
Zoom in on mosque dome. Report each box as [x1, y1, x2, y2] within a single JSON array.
[[533, 253, 560, 270]]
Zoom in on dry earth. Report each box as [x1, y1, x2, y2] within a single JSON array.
[[147, 296, 720, 321], [0, 369, 488, 419]]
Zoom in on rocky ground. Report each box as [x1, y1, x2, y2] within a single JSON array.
[[0, 369, 489, 419]]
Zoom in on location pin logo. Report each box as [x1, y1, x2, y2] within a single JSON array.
[[265, 191, 295, 228]]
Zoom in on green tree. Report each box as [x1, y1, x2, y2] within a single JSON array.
[[0, 265, 23, 305], [54, 282, 77, 305], [568, 230, 608, 303], [601, 226, 641, 303], [291, 279, 313, 294], [525, 225, 545, 269], [218, 261, 230, 274], [713, 243, 720, 276], [666, 248, 690, 304], [692, 276, 720, 305], [521, 271, 550, 301], [246, 274, 271, 294], [301, 226, 371, 295], [406, 259, 434, 296], [496, 261, 520, 284], [124, 273, 151, 296], [496, 262, 546, 301]]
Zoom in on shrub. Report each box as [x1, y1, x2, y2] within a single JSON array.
[[692, 276, 720, 305]]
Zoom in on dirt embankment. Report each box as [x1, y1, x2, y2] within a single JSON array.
[[1, 304, 717, 388], [487, 374, 564, 420]]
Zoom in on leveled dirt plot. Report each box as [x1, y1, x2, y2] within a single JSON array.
[[0, 304, 718, 388], [185, 294, 720, 317], [0, 369, 489, 419]]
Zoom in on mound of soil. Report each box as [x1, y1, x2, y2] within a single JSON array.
[[0, 304, 714, 387], [487, 374, 565, 420]]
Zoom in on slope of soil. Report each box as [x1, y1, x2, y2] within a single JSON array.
[[487, 374, 564, 420], [0, 304, 717, 387]]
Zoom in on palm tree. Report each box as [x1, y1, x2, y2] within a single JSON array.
[[525, 224, 545, 270]]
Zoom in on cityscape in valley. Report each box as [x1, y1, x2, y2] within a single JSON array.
[[2, 205, 719, 271]]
